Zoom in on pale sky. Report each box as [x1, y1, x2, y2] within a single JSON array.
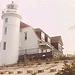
[[0, 0, 75, 54]]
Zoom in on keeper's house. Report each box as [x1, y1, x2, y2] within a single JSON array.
[[19, 22, 63, 61]]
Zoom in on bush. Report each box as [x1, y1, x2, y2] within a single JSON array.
[[55, 61, 75, 75]]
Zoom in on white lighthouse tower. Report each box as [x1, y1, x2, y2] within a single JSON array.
[[1, 1, 22, 65]]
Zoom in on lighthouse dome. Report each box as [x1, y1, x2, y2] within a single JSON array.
[[4, 1, 18, 13], [6, 1, 17, 10]]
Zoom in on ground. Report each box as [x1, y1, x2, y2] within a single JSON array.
[[0, 60, 72, 75]]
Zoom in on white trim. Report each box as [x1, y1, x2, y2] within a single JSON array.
[[2, 13, 22, 20]]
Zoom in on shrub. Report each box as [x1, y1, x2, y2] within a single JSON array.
[[56, 61, 75, 75]]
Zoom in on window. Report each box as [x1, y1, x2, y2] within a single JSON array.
[[41, 32, 45, 40], [5, 18, 8, 23], [25, 32, 27, 40], [3, 42, 6, 50], [4, 27, 7, 34], [48, 37, 50, 43], [58, 43, 62, 51], [45, 35, 48, 42]]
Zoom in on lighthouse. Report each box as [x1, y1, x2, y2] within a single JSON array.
[[1, 1, 22, 65]]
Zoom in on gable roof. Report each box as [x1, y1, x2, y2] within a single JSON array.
[[20, 22, 63, 46], [51, 36, 63, 45], [20, 21, 30, 29], [20, 22, 41, 40]]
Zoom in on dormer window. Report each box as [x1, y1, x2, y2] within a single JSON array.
[[41, 32, 45, 41], [45, 35, 48, 42], [48, 37, 50, 43]]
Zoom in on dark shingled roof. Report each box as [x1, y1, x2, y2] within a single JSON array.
[[51, 36, 63, 45], [20, 22, 63, 46], [20, 21, 30, 28]]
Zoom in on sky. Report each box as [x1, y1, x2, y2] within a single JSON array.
[[0, 0, 75, 54]]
